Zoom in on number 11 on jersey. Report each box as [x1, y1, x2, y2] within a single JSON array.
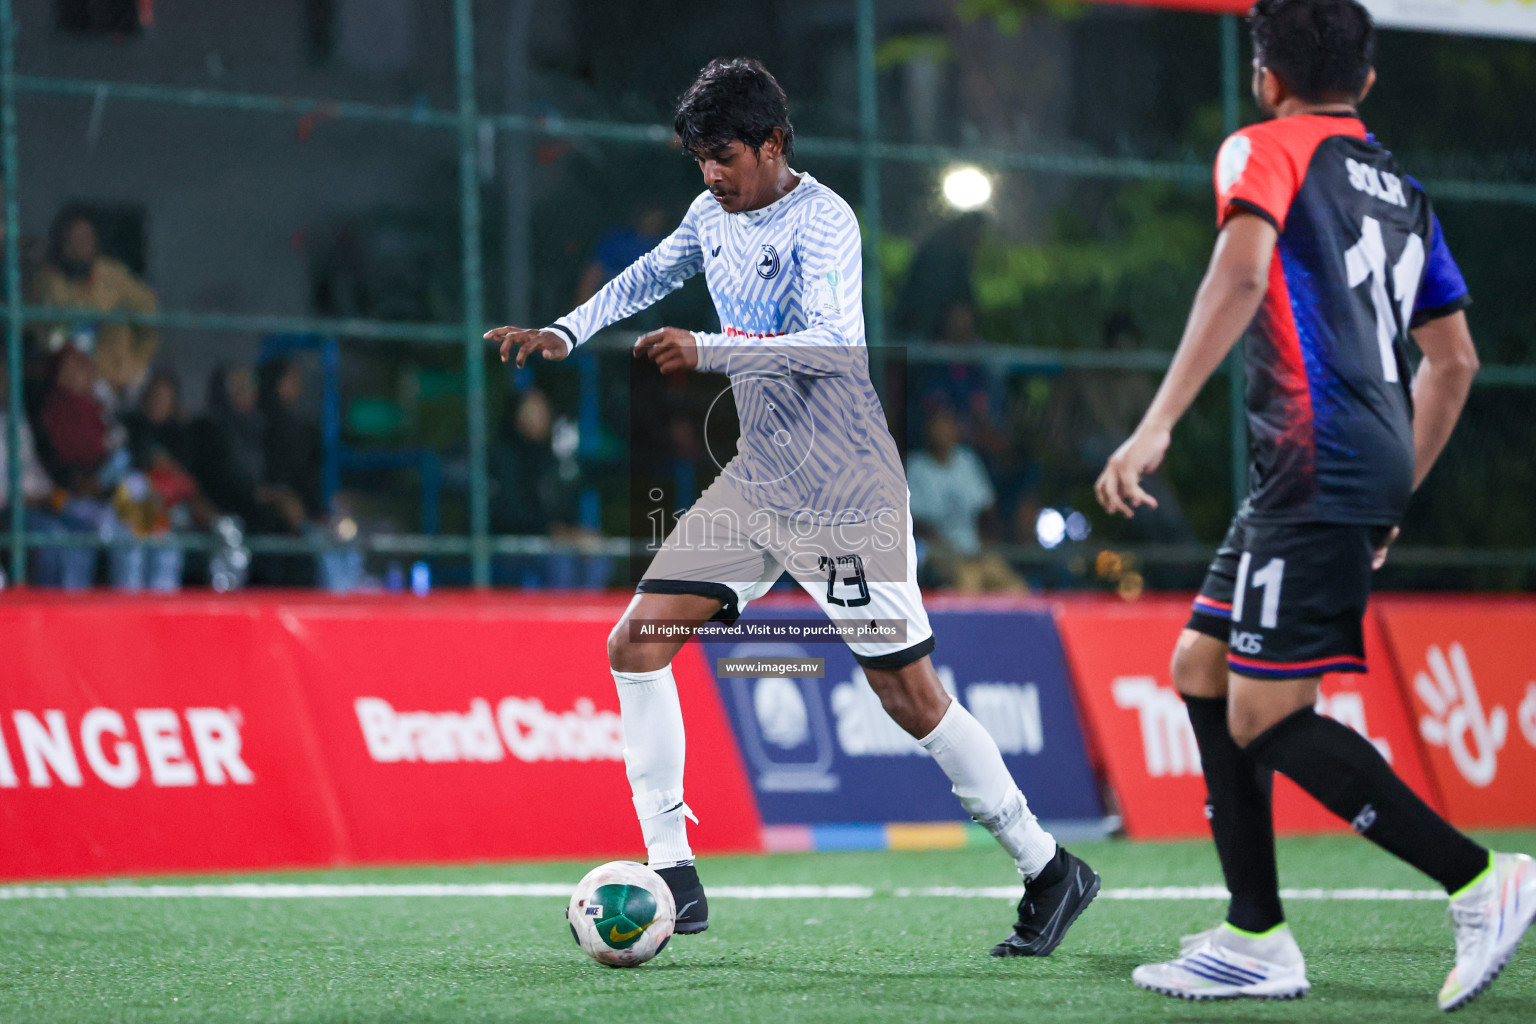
[[1344, 214, 1425, 384], [1233, 552, 1285, 630]]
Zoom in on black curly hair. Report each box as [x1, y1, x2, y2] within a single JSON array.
[[1250, 0, 1375, 104], [674, 57, 794, 160]]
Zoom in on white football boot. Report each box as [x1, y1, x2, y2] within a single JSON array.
[[1439, 852, 1536, 1012], [1133, 922, 1309, 1001]]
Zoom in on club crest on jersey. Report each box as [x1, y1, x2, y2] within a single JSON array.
[[757, 244, 781, 279], [1217, 135, 1252, 195]]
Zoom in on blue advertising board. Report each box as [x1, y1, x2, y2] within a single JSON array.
[[699, 605, 1104, 826]]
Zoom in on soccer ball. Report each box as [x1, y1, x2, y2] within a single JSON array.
[[565, 861, 677, 967]]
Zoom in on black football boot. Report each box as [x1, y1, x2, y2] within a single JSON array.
[[656, 862, 710, 935], [990, 846, 1100, 957]]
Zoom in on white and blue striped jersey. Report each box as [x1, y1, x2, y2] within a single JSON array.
[[549, 172, 906, 520]]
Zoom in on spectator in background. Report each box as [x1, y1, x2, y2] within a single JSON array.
[[193, 364, 317, 587], [898, 213, 1012, 481], [913, 362, 1011, 488], [115, 369, 211, 590], [257, 356, 360, 589], [192, 364, 264, 524], [258, 357, 325, 524], [33, 345, 132, 587], [575, 204, 669, 306], [0, 363, 53, 509], [38, 346, 186, 590], [88, 367, 200, 593], [124, 370, 192, 472], [907, 404, 1025, 594], [490, 388, 608, 589], [894, 211, 986, 345], [123, 369, 213, 525], [0, 359, 91, 587], [37, 345, 126, 494], [31, 206, 159, 403]]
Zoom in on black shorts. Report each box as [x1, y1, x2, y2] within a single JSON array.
[[1186, 515, 1394, 680]]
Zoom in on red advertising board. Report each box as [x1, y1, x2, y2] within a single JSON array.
[[0, 595, 346, 878], [6, 590, 1526, 880], [1376, 599, 1536, 828], [276, 595, 762, 864], [1054, 596, 1438, 839], [0, 592, 761, 880]]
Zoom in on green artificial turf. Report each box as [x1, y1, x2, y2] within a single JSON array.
[[0, 832, 1532, 1023]]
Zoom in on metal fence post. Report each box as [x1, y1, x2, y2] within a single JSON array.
[[503, 0, 534, 327], [2, 0, 23, 583], [455, 0, 490, 587], [856, 0, 884, 348], [1221, 13, 1247, 513]]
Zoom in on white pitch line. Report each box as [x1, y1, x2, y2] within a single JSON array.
[[0, 883, 1444, 902], [712, 885, 875, 899], [0, 883, 574, 900], [1276, 887, 1446, 902], [894, 885, 1445, 902]]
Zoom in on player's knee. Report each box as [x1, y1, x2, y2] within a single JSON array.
[[864, 669, 947, 738], [1226, 704, 1268, 749], [607, 620, 657, 674], [1171, 630, 1227, 699], [605, 623, 629, 671], [1169, 644, 1199, 693]]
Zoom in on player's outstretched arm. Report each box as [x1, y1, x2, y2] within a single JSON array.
[[485, 326, 570, 368], [1095, 212, 1277, 518], [1409, 310, 1479, 490], [505, 206, 704, 365]]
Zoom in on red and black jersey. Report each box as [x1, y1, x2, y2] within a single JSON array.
[[1214, 113, 1470, 526]]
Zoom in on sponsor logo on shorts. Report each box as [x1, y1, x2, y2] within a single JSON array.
[[1231, 631, 1264, 656]]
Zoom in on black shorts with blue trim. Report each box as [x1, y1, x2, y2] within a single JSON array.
[[1187, 514, 1394, 680]]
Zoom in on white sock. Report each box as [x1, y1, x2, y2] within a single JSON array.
[[613, 664, 695, 869], [919, 700, 1057, 879]]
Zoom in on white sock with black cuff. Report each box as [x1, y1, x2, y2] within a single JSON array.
[[918, 699, 1058, 879], [612, 664, 696, 869]]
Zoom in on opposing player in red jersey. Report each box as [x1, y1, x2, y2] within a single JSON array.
[[1097, 0, 1534, 1010]]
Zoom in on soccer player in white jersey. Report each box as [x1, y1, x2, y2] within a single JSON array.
[[486, 58, 1099, 955]]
